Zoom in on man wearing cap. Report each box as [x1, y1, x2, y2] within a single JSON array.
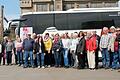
[[23, 34, 35, 68], [108, 26, 117, 68]]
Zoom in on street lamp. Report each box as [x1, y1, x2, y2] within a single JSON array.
[[52, 0, 55, 27], [119, 0, 120, 7], [0, 5, 4, 38], [52, 0, 55, 11]]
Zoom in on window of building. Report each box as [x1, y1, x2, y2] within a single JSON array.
[[36, 3, 48, 12], [76, 4, 80, 8], [79, 3, 88, 8], [91, 3, 102, 8], [104, 2, 117, 7], [22, 9, 32, 13], [22, 1, 24, 3], [64, 3, 75, 10], [50, 4, 54, 11]]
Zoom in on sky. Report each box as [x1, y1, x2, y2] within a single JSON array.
[[0, 0, 20, 20], [0, 0, 20, 29]]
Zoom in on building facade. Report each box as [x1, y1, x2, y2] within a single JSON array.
[[20, 0, 119, 14]]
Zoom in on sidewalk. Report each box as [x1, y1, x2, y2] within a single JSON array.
[[0, 65, 120, 80]]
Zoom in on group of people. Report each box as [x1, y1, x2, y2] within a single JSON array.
[[0, 26, 120, 71]]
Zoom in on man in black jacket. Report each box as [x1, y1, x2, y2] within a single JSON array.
[[23, 34, 35, 68]]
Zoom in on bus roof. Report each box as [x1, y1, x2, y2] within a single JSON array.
[[22, 7, 120, 16]]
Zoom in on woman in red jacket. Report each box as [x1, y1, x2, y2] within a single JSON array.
[[86, 31, 97, 70]]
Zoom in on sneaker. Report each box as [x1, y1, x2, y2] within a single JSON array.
[[38, 66, 40, 68], [90, 68, 95, 70], [105, 67, 109, 70], [55, 65, 59, 68], [41, 66, 45, 69], [18, 64, 21, 66], [65, 66, 69, 68], [32, 66, 35, 68], [3, 63, 5, 65], [20, 64, 23, 67], [23, 66, 27, 68], [48, 65, 51, 68], [9, 64, 12, 66]]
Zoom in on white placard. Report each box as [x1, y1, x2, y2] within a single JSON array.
[[20, 27, 33, 40]]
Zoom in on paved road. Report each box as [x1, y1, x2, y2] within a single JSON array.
[[0, 65, 120, 80]]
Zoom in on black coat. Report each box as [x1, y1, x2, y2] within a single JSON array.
[[1, 40, 7, 53], [116, 34, 120, 47], [76, 37, 86, 55], [33, 41, 45, 53], [52, 40, 63, 51]]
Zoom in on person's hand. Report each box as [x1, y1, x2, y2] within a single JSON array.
[[56, 49, 59, 52], [33, 50, 35, 53], [39, 50, 41, 53], [44, 53, 46, 55], [48, 50, 50, 53], [76, 56, 78, 63], [92, 50, 95, 53], [100, 47, 102, 51], [12, 51, 14, 54], [12, 49, 14, 54], [22, 50, 24, 53], [108, 47, 110, 51], [52, 50, 54, 54], [69, 49, 72, 53], [80, 52, 83, 54]]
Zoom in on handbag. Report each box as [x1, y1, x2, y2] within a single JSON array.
[[114, 41, 119, 52]]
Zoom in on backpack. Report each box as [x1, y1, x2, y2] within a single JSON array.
[[114, 41, 119, 52]]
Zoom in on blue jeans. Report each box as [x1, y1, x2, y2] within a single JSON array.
[[6, 51, 12, 65], [54, 51, 61, 66], [101, 48, 110, 68], [36, 52, 44, 66], [17, 50, 23, 65], [63, 48, 69, 66], [24, 51, 34, 67], [112, 51, 119, 69], [119, 48, 120, 66]]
